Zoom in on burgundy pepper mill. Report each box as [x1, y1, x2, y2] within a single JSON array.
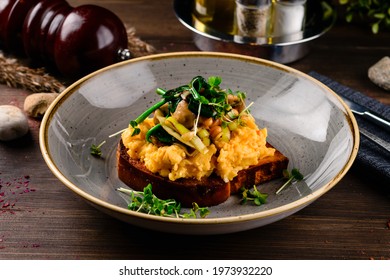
[[0, 0, 130, 77]]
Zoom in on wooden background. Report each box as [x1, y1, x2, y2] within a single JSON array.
[[0, 0, 389, 259]]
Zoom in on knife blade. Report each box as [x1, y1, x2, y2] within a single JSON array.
[[339, 95, 390, 131], [359, 127, 390, 153]]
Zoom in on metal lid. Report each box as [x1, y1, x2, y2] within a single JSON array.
[[236, 0, 271, 6]]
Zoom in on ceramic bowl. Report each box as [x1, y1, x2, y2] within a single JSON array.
[[40, 52, 359, 235]]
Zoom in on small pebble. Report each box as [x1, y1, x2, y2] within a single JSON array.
[[24, 93, 59, 118], [0, 105, 29, 141], [368, 56, 390, 91]]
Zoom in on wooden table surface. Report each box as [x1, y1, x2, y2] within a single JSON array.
[[1, 0, 389, 260]]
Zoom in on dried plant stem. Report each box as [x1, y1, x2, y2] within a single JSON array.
[[126, 26, 156, 57], [0, 52, 66, 93]]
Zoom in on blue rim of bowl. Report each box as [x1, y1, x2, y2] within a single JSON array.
[[39, 51, 359, 226]]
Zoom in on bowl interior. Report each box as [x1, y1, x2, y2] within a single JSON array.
[[41, 52, 357, 224]]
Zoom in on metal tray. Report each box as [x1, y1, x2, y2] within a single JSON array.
[[174, 0, 336, 64]]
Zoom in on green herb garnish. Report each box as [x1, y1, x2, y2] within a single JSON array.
[[128, 76, 248, 152], [208, 76, 222, 88], [182, 202, 211, 219], [239, 185, 268, 206], [275, 168, 304, 195], [117, 184, 210, 218], [90, 140, 106, 157], [130, 99, 168, 136]]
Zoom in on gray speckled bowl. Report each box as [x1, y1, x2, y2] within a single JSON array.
[[40, 52, 359, 235]]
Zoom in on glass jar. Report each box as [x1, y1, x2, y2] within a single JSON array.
[[271, 0, 307, 37], [193, 0, 237, 35], [235, 0, 271, 37]]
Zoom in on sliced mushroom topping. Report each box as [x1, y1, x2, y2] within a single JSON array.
[[171, 100, 196, 129]]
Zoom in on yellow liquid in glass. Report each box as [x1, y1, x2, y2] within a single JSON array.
[[193, 0, 237, 35]]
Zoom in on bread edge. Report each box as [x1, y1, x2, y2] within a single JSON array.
[[117, 140, 289, 207]]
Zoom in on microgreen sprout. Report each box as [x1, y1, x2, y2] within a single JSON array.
[[89, 128, 127, 158], [90, 140, 106, 157], [182, 202, 211, 219], [117, 184, 210, 218], [239, 185, 268, 206], [208, 76, 222, 88], [275, 168, 304, 195], [109, 128, 127, 138]]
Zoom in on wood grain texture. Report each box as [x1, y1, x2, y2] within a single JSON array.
[[0, 0, 389, 260]]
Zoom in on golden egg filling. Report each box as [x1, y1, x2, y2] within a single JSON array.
[[121, 76, 275, 183]]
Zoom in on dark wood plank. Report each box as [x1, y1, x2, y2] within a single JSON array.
[[0, 0, 389, 260]]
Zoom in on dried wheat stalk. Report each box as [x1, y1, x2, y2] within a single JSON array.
[[127, 27, 156, 58], [0, 52, 66, 93]]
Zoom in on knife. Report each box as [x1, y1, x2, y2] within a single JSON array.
[[340, 95, 390, 131], [359, 126, 390, 153]]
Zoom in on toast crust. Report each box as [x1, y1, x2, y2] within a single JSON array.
[[117, 140, 288, 207]]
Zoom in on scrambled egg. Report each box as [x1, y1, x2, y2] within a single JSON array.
[[121, 116, 275, 182]]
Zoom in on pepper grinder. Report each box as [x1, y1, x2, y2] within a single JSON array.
[[235, 0, 272, 37]]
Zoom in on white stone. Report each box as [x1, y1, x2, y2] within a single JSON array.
[[368, 56, 390, 91], [0, 105, 29, 141]]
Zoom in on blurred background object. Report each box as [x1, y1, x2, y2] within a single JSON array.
[[176, 0, 337, 63]]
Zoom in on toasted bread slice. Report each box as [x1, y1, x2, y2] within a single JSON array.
[[117, 140, 288, 207]]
